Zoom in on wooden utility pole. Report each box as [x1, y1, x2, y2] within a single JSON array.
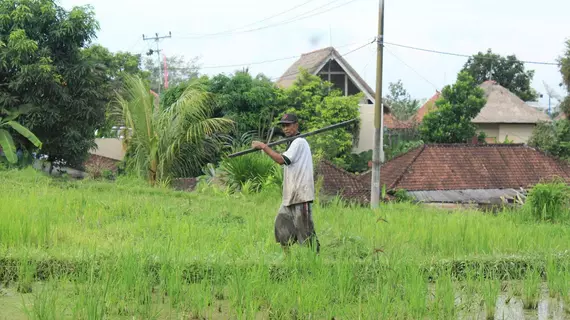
[[370, 0, 385, 208]]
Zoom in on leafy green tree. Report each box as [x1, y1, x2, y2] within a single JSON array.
[[115, 75, 234, 185], [0, 108, 41, 163], [161, 71, 282, 140], [144, 54, 200, 93], [82, 45, 150, 138], [208, 71, 283, 138], [161, 75, 210, 108], [420, 71, 487, 143], [559, 40, 570, 120], [462, 49, 539, 101], [85, 45, 149, 94], [0, 0, 110, 167], [281, 69, 361, 167], [384, 80, 420, 120], [528, 40, 570, 161], [528, 120, 570, 161]]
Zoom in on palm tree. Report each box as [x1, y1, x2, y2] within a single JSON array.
[[0, 108, 42, 164], [114, 75, 234, 185]]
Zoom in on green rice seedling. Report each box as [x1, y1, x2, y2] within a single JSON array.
[[71, 278, 111, 319], [481, 276, 501, 320], [3, 169, 570, 317], [183, 280, 215, 319], [17, 258, 36, 294], [157, 260, 186, 308], [522, 268, 541, 309], [432, 271, 456, 319], [545, 257, 566, 299], [401, 263, 428, 319], [22, 279, 63, 320]]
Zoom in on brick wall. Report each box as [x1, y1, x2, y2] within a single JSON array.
[[84, 154, 120, 176]]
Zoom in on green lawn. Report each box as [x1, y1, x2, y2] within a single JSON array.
[[1, 168, 569, 319]]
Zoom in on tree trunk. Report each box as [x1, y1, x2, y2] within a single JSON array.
[[149, 159, 157, 185]]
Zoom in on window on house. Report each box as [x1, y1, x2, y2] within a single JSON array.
[[322, 60, 344, 72], [347, 78, 360, 96]]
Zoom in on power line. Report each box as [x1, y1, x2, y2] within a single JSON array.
[[162, 38, 369, 71], [179, 0, 362, 39], [384, 46, 439, 90], [342, 39, 376, 56], [274, 0, 346, 27], [201, 55, 300, 69], [360, 44, 376, 79], [213, 0, 318, 37], [178, 0, 318, 38], [383, 41, 560, 66]]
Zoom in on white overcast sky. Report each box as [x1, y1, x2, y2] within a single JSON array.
[[59, 0, 569, 107]]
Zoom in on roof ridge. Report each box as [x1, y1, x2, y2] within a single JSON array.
[[319, 158, 365, 183], [389, 144, 426, 190], [301, 46, 334, 56]]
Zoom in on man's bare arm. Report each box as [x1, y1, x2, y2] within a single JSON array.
[[251, 141, 285, 165]]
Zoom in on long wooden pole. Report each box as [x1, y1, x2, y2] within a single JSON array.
[[227, 119, 357, 158], [370, 0, 385, 208]]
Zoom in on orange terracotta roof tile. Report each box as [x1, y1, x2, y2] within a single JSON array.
[[318, 144, 570, 203]]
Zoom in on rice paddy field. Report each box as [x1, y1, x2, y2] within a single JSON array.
[[1, 168, 569, 319]]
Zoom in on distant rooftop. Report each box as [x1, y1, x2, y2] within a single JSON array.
[[473, 81, 551, 124], [414, 81, 552, 124], [317, 144, 570, 204], [276, 46, 376, 103]]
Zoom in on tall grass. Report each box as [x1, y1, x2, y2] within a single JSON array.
[[1, 168, 570, 318], [524, 180, 570, 223], [219, 152, 280, 192]]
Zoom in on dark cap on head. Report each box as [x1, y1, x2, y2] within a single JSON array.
[[278, 113, 298, 124]]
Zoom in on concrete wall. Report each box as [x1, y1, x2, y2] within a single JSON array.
[[91, 138, 125, 161], [354, 104, 375, 154], [476, 124, 500, 143], [476, 123, 536, 143], [499, 124, 536, 143]]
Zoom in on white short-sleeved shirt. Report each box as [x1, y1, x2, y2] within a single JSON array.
[[281, 137, 314, 206]]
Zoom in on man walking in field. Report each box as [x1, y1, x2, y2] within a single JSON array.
[[251, 113, 320, 254]]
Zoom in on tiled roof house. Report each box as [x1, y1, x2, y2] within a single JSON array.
[[414, 91, 441, 123], [317, 144, 570, 205], [276, 46, 407, 154]]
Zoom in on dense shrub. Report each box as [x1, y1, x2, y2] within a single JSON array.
[[524, 180, 570, 223], [343, 150, 372, 173], [528, 120, 570, 162], [393, 189, 415, 203], [219, 152, 280, 193]]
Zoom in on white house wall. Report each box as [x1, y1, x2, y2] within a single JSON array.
[[354, 104, 375, 153]]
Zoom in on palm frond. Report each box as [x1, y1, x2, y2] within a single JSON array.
[[114, 74, 236, 183], [158, 83, 234, 174]]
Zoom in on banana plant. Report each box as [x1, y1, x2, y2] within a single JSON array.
[[0, 108, 42, 164]]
